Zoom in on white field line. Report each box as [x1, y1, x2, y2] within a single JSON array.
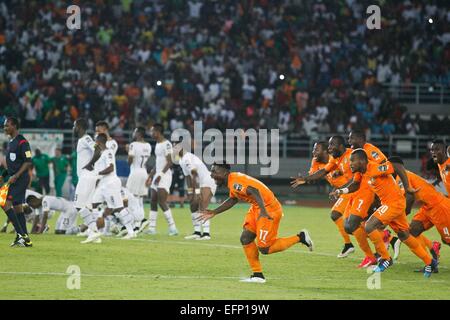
[[0, 271, 446, 284], [111, 237, 449, 270]]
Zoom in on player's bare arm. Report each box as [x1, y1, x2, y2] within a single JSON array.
[[83, 144, 102, 171], [290, 168, 328, 188], [246, 186, 272, 220], [391, 162, 420, 194], [405, 193, 415, 215], [145, 167, 155, 187], [329, 179, 360, 199], [98, 164, 114, 176], [198, 197, 238, 222]]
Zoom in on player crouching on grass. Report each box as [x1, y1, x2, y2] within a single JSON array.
[[198, 163, 313, 283]]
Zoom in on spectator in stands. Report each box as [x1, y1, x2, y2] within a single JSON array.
[[0, 0, 448, 136]]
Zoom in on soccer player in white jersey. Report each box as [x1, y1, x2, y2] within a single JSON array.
[[72, 118, 100, 239], [126, 127, 151, 232], [173, 142, 217, 240], [26, 193, 78, 235], [95, 121, 118, 155], [84, 133, 136, 243], [111, 187, 145, 237], [144, 123, 178, 235]]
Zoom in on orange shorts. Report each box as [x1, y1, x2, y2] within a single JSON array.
[[243, 201, 283, 248], [343, 188, 375, 219], [372, 201, 408, 233], [331, 194, 350, 215], [413, 200, 450, 245]]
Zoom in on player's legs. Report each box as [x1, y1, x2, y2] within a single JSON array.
[[253, 204, 313, 255], [157, 188, 177, 235], [198, 187, 213, 239], [184, 193, 202, 239], [365, 213, 391, 260], [240, 228, 265, 282], [146, 188, 158, 234], [345, 214, 377, 263], [331, 194, 353, 257]]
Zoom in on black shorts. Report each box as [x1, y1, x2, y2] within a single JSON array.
[[7, 174, 30, 206]]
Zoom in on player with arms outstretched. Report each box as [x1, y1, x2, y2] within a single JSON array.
[[330, 150, 437, 276], [199, 163, 313, 283]]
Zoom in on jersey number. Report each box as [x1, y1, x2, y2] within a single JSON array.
[[377, 205, 389, 215], [356, 200, 364, 212], [140, 156, 148, 168], [259, 229, 269, 242], [443, 227, 449, 237]]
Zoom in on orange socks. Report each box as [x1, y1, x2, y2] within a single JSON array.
[[353, 226, 376, 259], [242, 242, 262, 273], [268, 236, 300, 254], [403, 236, 432, 265], [334, 217, 351, 244], [368, 229, 391, 260], [418, 234, 433, 250]]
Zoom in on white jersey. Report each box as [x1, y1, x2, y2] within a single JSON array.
[[76, 134, 96, 177], [107, 139, 118, 155], [94, 148, 117, 184], [154, 140, 173, 173], [42, 195, 74, 214], [129, 141, 152, 171], [179, 152, 212, 186]]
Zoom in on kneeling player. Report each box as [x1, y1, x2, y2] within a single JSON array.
[[26, 193, 78, 235]]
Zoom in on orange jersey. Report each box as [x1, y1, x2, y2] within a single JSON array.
[[324, 148, 353, 186], [354, 161, 404, 205], [404, 170, 446, 209], [309, 158, 346, 188], [228, 172, 278, 209], [437, 158, 450, 195], [363, 143, 387, 164]]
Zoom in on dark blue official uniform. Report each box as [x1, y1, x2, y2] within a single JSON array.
[[5, 134, 32, 205]]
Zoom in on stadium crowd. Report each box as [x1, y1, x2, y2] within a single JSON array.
[[0, 0, 449, 136]]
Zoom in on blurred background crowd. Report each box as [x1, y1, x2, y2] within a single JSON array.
[[0, 0, 449, 137]]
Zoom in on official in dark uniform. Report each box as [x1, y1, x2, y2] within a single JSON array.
[[1, 117, 33, 247]]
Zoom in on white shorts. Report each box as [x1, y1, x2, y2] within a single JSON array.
[[55, 208, 78, 231], [74, 171, 98, 209], [151, 171, 172, 193], [200, 177, 217, 196], [126, 169, 148, 196], [92, 177, 124, 209]]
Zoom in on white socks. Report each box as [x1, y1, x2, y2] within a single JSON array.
[[163, 209, 176, 229], [148, 210, 158, 230], [192, 212, 202, 233]]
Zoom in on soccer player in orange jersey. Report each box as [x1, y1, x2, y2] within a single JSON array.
[[292, 136, 379, 267], [330, 150, 437, 276], [348, 130, 401, 260], [306, 141, 355, 258], [389, 157, 448, 253], [199, 163, 314, 283], [430, 140, 450, 196]]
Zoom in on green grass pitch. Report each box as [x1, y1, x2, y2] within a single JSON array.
[[0, 204, 448, 300]]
